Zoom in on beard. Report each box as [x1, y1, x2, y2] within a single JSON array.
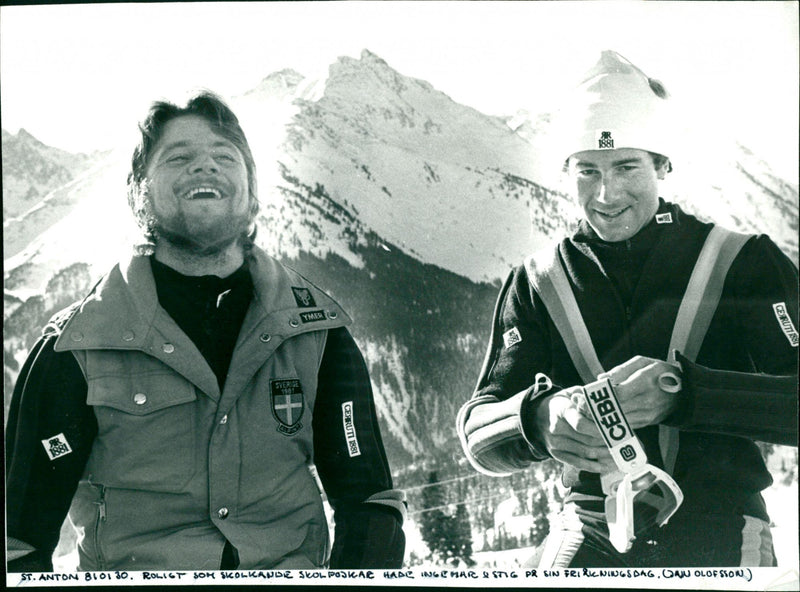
[[153, 211, 252, 256], [134, 191, 253, 257]]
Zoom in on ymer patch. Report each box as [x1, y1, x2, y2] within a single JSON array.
[[773, 302, 799, 347], [42, 433, 72, 460], [299, 310, 326, 324], [292, 287, 316, 308], [342, 401, 361, 457], [503, 327, 522, 349], [271, 379, 304, 435]]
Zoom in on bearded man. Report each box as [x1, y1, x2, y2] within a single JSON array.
[[6, 92, 405, 571]]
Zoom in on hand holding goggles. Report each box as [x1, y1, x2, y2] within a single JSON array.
[[580, 376, 684, 553]]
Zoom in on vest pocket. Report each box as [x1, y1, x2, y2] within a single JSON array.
[[87, 372, 199, 492]]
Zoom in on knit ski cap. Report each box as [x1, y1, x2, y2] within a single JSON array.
[[550, 50, 676, 163]]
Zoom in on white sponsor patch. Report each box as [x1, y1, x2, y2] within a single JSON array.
[[42, 433, 72, 460], [503, 327, 522, 349], [655, 213, 673, 224], [342, 402, 361, 457], [772, 302, 799, 347]]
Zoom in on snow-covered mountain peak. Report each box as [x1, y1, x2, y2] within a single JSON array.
[[243, 68, 306, 101]]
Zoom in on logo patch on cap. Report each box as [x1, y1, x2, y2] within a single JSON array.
[[292, 287, 316, 308], [655, 213, 673, 224], [503, 327, 522, 349], [773, 302, 799, 347], [42, 433, 72, 460], [597, 130, 615, 149]]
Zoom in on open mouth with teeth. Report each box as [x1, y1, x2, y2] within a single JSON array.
[[182, 186, 224, 200], [596, 206, 631, 219]]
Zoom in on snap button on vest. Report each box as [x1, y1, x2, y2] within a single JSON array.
[[217, 507, 229, 519], [162, 343, 175, 353], [133, 393, 147, 405], [259, 333, 271, 343], [122, 330, 135, 342], [328, 310, 338, 319], [220, 415, 228, 425], [70, 331, 83, 342], [289, 319, 300, 328]]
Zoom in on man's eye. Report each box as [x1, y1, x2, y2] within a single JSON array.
[[166, 154, 189, 163], [576, 169, 598, 178], [214, 153, 237, 162], [617, 165, 638, 172]]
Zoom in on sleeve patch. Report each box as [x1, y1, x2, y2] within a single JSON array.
[[503, 327, 522, 349], [342, 401, 361, 457], [42, 433, 73, 460], [773, 302, 799, 347]]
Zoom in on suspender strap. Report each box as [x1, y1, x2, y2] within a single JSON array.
[[659, 226, 751, 473], [525, 226, 752, 475], [668, 226, 752, 362], [525, 249, 603, 384]]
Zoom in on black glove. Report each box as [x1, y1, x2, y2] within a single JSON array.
[[329, 503, 405, 569]]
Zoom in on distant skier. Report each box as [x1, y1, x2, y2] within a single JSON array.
[[457, 50, 798, 567], [6, 92, 405, 571]]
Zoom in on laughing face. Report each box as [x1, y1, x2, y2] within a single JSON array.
[[144, 115, 251, 253], [566, 148, 668, 242]]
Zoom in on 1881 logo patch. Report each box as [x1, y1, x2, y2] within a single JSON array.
[[271, 379, 304, 435], [42, 433, 72, 460], [503, 327, 522, 349]]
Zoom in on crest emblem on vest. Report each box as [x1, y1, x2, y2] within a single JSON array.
[[292, 287, 316, 308], [597, 131, 614, 149], [271, 379, 304, 435], [42, 433, 72, 461], [655, 213, 673, 224]]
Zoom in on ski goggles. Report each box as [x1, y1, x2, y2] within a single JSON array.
[[580, 376, 684, 553]]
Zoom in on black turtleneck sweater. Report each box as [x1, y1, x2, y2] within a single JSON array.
[[150, 258, 253, 390]]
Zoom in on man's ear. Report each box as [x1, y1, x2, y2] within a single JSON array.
[[656, 159, 670, 180]]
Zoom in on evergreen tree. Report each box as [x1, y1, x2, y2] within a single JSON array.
[[419, 470, 477, 566], [529, 488, 550, 547], [452, 503, 476, 566], [419, 471, 450, 563]]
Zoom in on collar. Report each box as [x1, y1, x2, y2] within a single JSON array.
[[53, 247, 351, 354]]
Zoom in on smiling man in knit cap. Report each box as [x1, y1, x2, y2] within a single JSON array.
[[458, 51, 798, 567]]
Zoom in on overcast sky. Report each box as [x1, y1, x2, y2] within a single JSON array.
[[1, 1, 797, 179]]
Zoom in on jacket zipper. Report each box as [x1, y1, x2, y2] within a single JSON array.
[[93, 485, 107, 570]]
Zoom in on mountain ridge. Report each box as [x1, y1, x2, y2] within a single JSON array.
[[3, 49, 798, 465]]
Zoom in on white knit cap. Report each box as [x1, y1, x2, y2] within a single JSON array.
[[549, 50, 676, 163]]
